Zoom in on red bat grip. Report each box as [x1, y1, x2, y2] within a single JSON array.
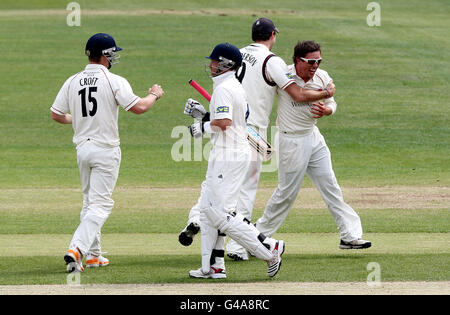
[[189, 79, 211, 102]]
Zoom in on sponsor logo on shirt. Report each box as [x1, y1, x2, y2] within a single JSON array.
[[216, 106, 230, 113], [285, 73, 295, 79], [291, 101, 311, 107]]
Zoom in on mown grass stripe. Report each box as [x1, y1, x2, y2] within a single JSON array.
[[0, 253, 448, 284], [1, 233, 448, 257]]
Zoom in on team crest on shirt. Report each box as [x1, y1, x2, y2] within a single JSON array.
[[216, 106, 229, 113]]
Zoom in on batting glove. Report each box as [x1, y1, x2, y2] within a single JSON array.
[[189, 122, 204, 138], [184, 98, 206, 119]]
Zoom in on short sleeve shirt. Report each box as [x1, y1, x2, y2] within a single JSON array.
[[51, 64, 140, 147]]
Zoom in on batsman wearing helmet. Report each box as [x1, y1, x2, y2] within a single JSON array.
[[187, 43, 285, 279], [50, 33, 164, 273]]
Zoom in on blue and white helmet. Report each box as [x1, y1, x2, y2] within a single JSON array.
[[85, 33, 122, 67]]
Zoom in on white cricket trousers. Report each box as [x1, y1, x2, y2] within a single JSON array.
[[256, 127, 363, 242], [199, 146, 273, 272], [236, 126, 266, 218], [187, 127, 265, 256], [225, 126, 264, 255], [69, 140, 121, 256], [186, 128, 265, 227]]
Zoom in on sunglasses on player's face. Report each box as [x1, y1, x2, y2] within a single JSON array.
[[300, 57, 322, 65]]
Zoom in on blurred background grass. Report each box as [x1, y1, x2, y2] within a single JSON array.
[[0, 0, 448, 188]]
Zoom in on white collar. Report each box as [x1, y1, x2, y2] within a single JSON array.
[[212, 71, 235, 89], [249, 43, 270, 51], [85, 64, 109, 71]]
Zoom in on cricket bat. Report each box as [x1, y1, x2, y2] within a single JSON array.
[[189, 79, 274, 161]]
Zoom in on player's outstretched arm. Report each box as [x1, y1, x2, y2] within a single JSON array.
[[285, 80, 335, 103], [129, 84, 164, 114]]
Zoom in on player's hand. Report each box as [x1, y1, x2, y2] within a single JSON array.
[[311, 101, 332, 118], [149, 84, 164, 100], [189, 122, 204, 138], [184, 98, 206, 119], [324, 81, 335, 98]]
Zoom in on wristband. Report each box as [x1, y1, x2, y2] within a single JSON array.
[[324, 88, 330, 97], [150, 92, 159, 100]]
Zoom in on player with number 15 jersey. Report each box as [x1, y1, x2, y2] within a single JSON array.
[[51, 61, 139, 148], [51, 33, 164, 273]]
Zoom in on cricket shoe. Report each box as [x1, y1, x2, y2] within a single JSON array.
[[178, 222, 200, 246], [86, 254, 110, 268], [227, 251, 249, 261], [267, 240, 285, 278], [339, 239, 372, 250], [64, 248, 84, 273], [189, 267, 226, 279]]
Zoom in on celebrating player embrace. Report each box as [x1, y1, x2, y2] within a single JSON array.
[[179, 18, 336, 262], [255, 41, 371, 250]]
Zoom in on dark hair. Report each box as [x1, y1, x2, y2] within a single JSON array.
[[293, 41, 321, 64], [252, 30, 274, 42], [251, 17, 278, 42], [88, 55, 102, 63]]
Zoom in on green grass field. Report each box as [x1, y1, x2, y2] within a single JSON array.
[[0, 0, 449, 288]]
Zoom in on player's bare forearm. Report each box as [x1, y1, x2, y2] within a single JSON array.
[[130, 84, 164, 115], [286, 81, 335, 102], [210, 118, 231, 131], [131, 95, 157, 114], [51, 112, 72, 124]]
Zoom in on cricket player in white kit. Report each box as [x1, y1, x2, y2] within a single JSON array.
[[187, 43, 285, 279], [255, 41, 371, 249], [50, 33, 164, 272], [179, 18, 336, 261]]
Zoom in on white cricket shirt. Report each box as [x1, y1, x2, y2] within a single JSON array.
[[277, 65, 337, 134], [240, 43, 295, 131], [210, 71, 248, 149], [51, 64, 140, 148]]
